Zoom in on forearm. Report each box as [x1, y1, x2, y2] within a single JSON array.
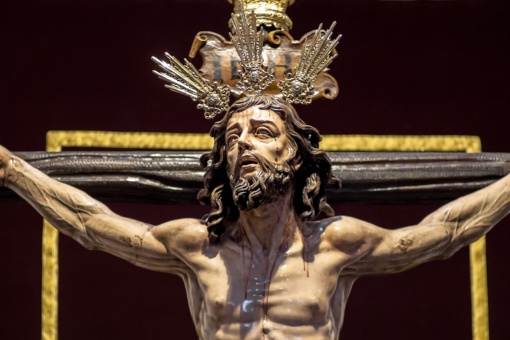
[[423, 173, 510, 253], [345, 175, 510, 276], [4, 154, 112, 245], [1, 149, 187, 273]]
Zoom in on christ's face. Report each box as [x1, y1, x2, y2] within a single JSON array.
[[224, 105, 296, 210], [225, 106, 292, 179]]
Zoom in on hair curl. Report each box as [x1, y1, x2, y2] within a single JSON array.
[[198, 95, 339, 242]]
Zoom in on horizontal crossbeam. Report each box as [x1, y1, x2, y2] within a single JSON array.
[[2, 151, 509, 204]]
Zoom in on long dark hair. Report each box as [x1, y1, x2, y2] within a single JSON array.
[[198, 95, 339, 242]]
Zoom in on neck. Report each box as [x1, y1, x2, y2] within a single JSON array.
[[236, 191, 301, 254]]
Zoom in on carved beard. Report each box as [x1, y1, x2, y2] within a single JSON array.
[[230, 152, 294, 211]]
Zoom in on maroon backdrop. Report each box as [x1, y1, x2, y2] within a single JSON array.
[[1, 0, 509, 339]]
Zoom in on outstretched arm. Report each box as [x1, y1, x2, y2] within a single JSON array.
[[0, 145, 196, 273], [337, 173, 510, 276]]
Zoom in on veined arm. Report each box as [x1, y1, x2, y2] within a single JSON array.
[[0, 145, 193, 273], [336, 174, 510, 276]]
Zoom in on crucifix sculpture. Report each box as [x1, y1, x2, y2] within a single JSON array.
[[1, 1, 509, 340]]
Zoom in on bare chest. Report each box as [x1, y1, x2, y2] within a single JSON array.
[[194, 243, 347, 328]]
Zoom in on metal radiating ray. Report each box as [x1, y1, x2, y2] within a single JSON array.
[[229, 9, 275, 93], [151, 54, 230, 119], [279, 22, 341, 104]]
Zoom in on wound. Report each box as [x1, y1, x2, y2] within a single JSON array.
[[397, 237, 413, 254], [119, 236, 133, 247], [133, 235, 144, 250]]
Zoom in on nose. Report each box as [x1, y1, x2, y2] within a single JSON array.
[[237, 129, 252, 152]]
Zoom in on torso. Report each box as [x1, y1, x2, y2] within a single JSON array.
[[163, 217, 361, 340]]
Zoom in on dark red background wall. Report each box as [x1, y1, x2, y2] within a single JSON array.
[[1, 0, 509, 339]]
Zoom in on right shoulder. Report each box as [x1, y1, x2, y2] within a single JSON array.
[[151, 218, 209, 254]]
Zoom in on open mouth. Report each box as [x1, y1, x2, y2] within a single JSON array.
[[239, 155, 258, 168]]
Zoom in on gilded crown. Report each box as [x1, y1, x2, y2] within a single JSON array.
[[228, 0, 295, 31]]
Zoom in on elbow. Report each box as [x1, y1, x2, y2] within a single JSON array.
[[436, 237, 467, 261], [79, 239, 99, 251], [68, 230, 100, 251]]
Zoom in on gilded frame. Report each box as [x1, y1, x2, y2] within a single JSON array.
[[42, 131, 487, 340]]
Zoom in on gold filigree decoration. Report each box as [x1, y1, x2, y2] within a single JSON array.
[[152, 53, 230, 119], [230, 10, 275, 94], [279, 22, 340, 104]]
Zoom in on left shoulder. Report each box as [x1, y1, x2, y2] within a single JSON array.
[[309, 215, 384, 255]]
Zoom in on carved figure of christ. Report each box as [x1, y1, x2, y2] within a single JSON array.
[[1, 95, 510, 339]]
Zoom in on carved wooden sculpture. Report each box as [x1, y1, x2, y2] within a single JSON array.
[[2, 97, 510, 339], [1, 1, 508, 340]]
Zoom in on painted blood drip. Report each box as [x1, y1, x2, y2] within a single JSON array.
[[261, 248, 285, 339], [243, 244, 253, 300], [242, 243, 247, 299], [301, 235, 310, 277]]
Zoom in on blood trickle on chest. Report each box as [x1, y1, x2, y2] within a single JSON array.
[[198, 242, 336, 327]]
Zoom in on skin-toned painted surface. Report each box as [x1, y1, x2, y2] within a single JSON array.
[[2, 101, 510, 339], [2, 2, 510, 339], [226, 107, 293, 176]]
